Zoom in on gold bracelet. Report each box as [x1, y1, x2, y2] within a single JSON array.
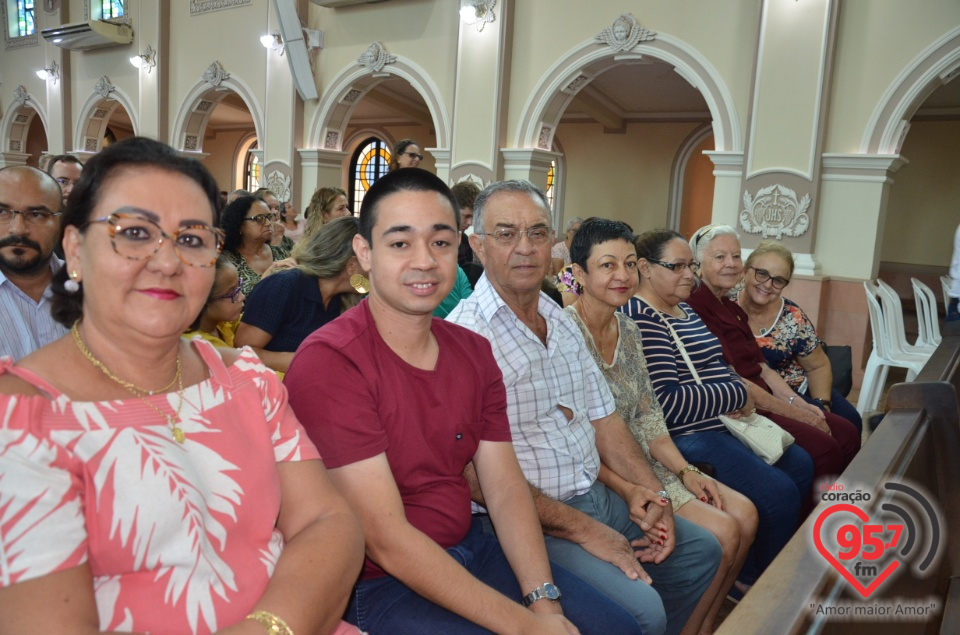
[[677, 465, 702, 480], [246, 610, 294, 635]]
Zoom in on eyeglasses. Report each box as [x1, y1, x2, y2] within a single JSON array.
[[476, 226, 553, 247], [55, 177, 78, 188], [401, 151, 424, 161], [211, 278, 244, 303], [85, 213, 224, 268], [0, 208, 62, 226], [243, 213, 279, 225], [647, 258, 700, 273], [750, 266, 789, 290]]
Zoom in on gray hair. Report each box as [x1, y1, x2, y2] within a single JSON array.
[[473, 179, 552, 236], [689, 224, 740, 260], [565, 216, 584, 233]]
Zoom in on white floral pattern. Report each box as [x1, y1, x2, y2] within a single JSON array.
[[0, 342, 319, 634]]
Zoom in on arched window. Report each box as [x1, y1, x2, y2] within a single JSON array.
[[349, 137, 391, 212], [245, 143, 261, 191], [97, 0, 124, 20], [545, 161, 556, 211]]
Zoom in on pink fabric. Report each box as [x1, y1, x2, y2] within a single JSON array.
[[0, 341, 340, 635]]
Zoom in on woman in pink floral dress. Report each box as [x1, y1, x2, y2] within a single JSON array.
[[0, 138, 364, 635]]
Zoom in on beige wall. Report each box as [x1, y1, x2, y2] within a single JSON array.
[[881, 119, 960, 267], [201, 129, 252, 193], [556, 121, 700, 232]]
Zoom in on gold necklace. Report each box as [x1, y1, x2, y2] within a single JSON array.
[[72, 322, 187, 443]]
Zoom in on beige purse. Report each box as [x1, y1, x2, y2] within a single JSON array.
[[655, 307, 795, 465]]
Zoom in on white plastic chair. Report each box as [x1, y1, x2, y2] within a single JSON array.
[[942, 275, 954, 315], [875, 279, 936, 357], [857, 283, 928, 415], [910, 278, 942, 348]]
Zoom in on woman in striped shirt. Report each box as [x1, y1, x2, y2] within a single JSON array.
[[623, 228, 813, 597]]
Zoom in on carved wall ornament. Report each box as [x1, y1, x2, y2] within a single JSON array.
[[324, 131, 340, 149], [264, 170, 292, 201], [595, 14, 656, 53], [537, 125, 553, 150], [184, 135, 199, 151], [357, 42, 396, 73], [190, 0, 251, 15], [9, 140, 21, 152], [455, 174, 486, 188], [94, 76, 116, 99], [740, 184, 811, 239], [341, 89, 363, 104], [202, 61, 230, 88], [195, 100, 214, 113], [563, 75, 590, 94], [14, 114, 30, 124], [12, 85, 31, 107], [93, 108, 109, 119], [84, 137, 99, 152]]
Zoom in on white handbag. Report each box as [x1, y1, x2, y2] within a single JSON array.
[[654, 307, 795, 465]]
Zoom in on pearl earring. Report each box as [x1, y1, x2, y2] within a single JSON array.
[[64, 270, 81, 293]]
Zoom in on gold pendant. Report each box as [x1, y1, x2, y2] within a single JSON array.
[[172, 426, 186, 444]]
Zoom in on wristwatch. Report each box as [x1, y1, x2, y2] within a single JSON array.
[[522, 582, 562, 607]]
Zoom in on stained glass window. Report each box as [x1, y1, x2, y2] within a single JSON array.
[[545, 161, 556, 210], [245, 145, 261, 191], [99, 1, 124, 20], [15, 1, 35, 37], [350, 137, 391, 212]]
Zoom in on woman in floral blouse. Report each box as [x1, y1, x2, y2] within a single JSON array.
[[736, 240, 862, 433]]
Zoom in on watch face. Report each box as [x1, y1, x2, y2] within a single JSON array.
[[543, 583, 561, 601]]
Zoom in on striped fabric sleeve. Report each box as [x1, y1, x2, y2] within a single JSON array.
[[632, 307, 747, 434]]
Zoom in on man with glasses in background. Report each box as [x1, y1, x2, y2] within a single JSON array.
[[46, 154, 84, 207], [0, 166, 68, 360]]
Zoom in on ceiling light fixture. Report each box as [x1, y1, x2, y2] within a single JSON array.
[[460, 0, 496, 32], [260, 32, 284, 55], [36, 61, 60, 83], [129, 45, 157, 72]]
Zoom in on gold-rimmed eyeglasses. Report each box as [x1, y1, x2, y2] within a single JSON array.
[[84, 213, 224, 268]]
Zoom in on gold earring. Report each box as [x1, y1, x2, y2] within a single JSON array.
[[350, 274, 370, 294]]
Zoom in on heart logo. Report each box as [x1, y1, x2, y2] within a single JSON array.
[[813, 503, 900, 598]]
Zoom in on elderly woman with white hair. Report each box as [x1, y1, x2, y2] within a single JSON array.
[[684, 225, 859, 509]]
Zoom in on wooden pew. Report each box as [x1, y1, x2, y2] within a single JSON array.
[[716, 335, 960, 635]]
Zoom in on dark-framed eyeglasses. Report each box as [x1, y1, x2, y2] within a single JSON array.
[[475, 226, 553, 247], [750, 266, 789, 290], [647, 258, 700, 273], [402, 151, 424, 161], [243, 213, 279, 225], [211, 278, 244, 303], [84, 213, 224, 268], [0, 208, 62, 226]]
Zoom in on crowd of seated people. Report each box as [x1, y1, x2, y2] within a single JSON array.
[[0, 137, 867, 635]]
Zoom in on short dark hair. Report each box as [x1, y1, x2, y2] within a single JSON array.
[[358, 168, 458, 243], [50, 137, 221, 327], [220, 196, 261, 253], [634, 228, 686, 262], [570, 218, 635, 272], [46, 154, 83, 176]]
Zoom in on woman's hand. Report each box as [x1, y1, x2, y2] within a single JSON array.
[[790, 402, 831, 434], [725, 391, 756, 419], [681, 471, 723, 510], [264, 257, 296, 277], [794, 397, 826, 421]]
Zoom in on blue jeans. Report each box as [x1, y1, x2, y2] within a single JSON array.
[[346, 519, 642, 634], [948, 297, 960, 322], [673, 430, 813, 585], [507, 481, 721, 635]]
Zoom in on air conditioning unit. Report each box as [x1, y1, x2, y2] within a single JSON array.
[[309, 0, 392, 7], [41, 20, 133, 51]]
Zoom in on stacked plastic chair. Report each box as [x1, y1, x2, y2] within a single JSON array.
[[910, 278, 942, 348], [875, 279, 937, 356], [857, 281, 928, 416]]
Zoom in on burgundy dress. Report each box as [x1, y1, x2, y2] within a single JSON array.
[[686, 282, 859, 502]]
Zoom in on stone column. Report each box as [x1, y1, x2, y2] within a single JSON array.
[[297, 148, 349, 206], [738, 0, 839, 275], [133, 0, 167, 142]]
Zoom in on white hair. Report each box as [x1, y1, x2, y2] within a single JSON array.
[[689, 224, 740, 260]]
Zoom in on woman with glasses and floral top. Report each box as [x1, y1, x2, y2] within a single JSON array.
[[184, 255, 245, 347], [736, 240, 862, 434], [221, 196, 294, 296], [685, 225, 859, 512], [0, 137, 363, 635]]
